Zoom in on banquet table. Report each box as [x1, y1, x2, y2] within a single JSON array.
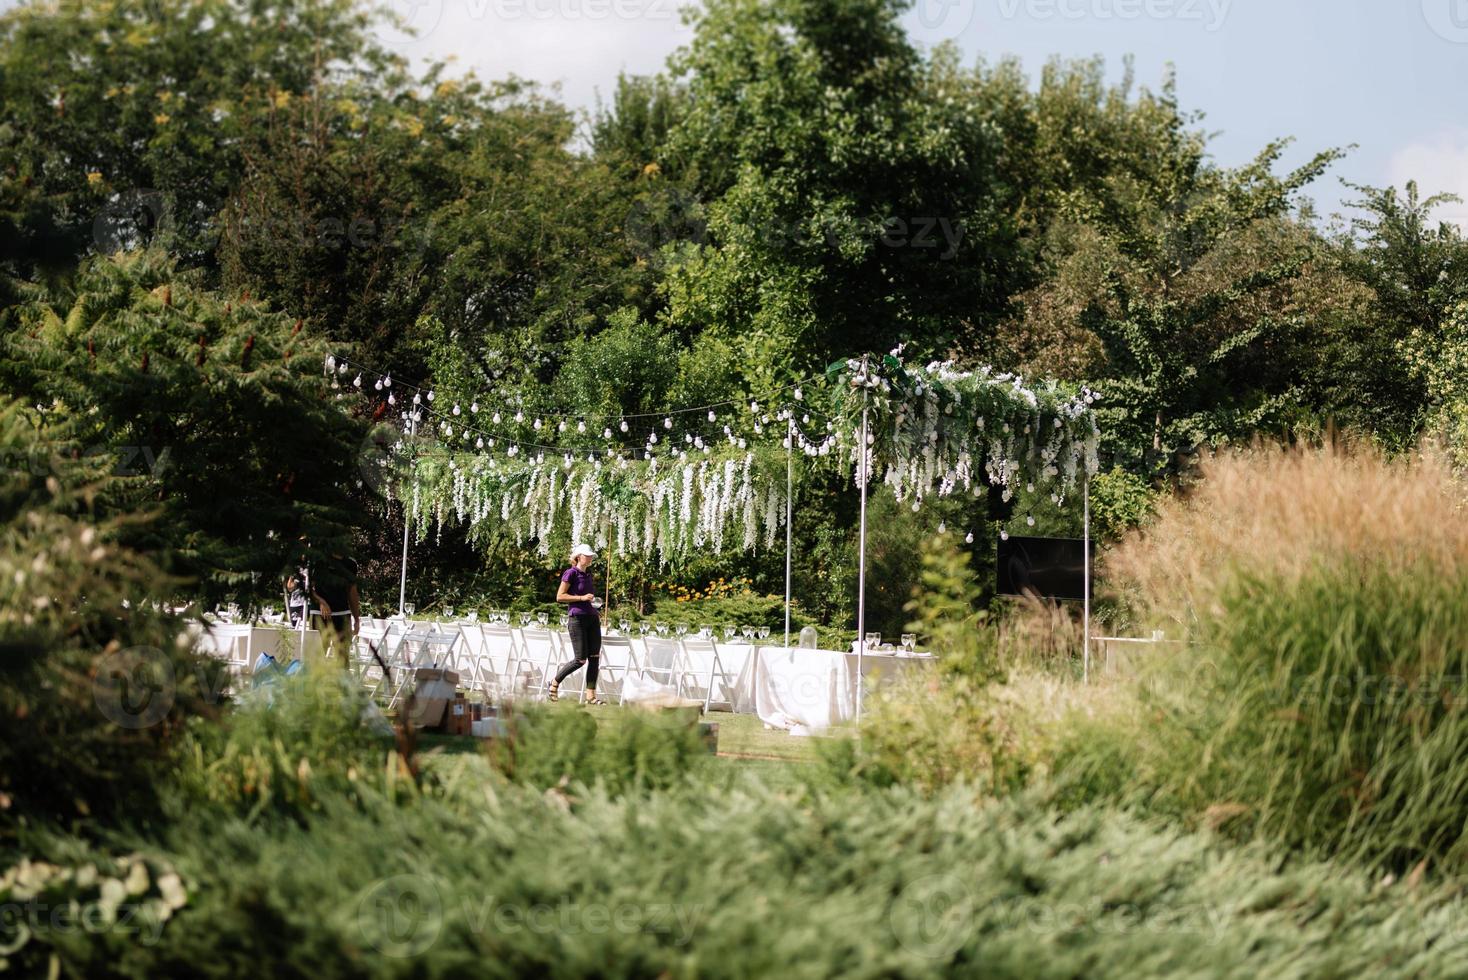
[[744, 645, 936, 733]]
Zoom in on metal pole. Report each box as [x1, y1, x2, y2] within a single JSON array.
[[856, 384, 869, 724], [1083, 473, 1091, 683], [785, 416, 793, 649], [398, 417, 414, 617]]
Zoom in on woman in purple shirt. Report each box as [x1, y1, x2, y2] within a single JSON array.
[[549, 543, 604, 703]]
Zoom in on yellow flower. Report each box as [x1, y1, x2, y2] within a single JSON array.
[[86, 171, 103, 187], [434, 80, 460, 98], [153, 113, 170, 126], [272, 90, 291, 109], [404, 117, 424, 138], [642, 162, 661, 178]]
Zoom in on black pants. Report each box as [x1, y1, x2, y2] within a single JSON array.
[[554, 614, 601, 688]]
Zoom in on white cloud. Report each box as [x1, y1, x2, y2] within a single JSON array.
[[1385, 130, 1468, 230]]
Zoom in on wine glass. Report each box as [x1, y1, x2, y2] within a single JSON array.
[[758, 626, 771, 644], [901, 633, 916, 655], [519, 611, 532, 628], [618, 618, 631, 635], [864, 632, 881, 651], [466, 609, 478, 624], [675, 622, 689, 638], [655, 621, 669, 637], [637, 622, 651, 637], [560, 612, 570, 629], [444, 605, 455, 621], [741, 626, 755, 643], [723, 624, 737, 642], [536, 611, 549, 628], [404, 602, 416, 618], [699, 624, 714, 639]]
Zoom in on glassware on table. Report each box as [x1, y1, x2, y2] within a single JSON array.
[[618, 618, 631, 635], [798, 625, 819, 649], [901, 633, 916, 654], [466, 609, 478, 623], [637, 622, 651, 636], [741, 626, 755, 643], [698, 624, 714, 639], [519, 611, 532, 628], [444, 605, 455, 620], [404, 602, 417, 617], [536, 611, 549, 628], [723, 624, 737, 642], [675, 623, 689, 638], [863, 632, 881, 651], [655, 621, 669, 636], [560, 613, 570, 629], [758, 626, 770, 641]]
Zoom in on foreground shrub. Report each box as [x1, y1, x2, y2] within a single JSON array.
[[33, 777, 1468, 978]]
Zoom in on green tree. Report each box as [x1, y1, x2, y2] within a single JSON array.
[[1, 251, 366, 607]]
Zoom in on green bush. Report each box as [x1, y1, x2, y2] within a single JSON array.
[[489, 704, 710, 795], [30, 779, 1468, 978]]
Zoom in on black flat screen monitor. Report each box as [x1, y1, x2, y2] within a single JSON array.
[[996, 536, 1092, 602]]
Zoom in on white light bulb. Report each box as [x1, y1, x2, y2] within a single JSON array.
[[1026, 516, 1035, 527], [471, 402, 479, 413], [427, 390, 435, 402], [663, 418, 672, 429], [353, 374, 362, 388], [1000, 530, 1009, 541], [476, 437, 484, 449], [708, 410, 716, 422], [578, 421, 586, 434], [383, 375, 392, 388], [453, 404, 461, 416], [413, 393, 421, 405], [964, 532, 974, 544], [374, 379, 383, 391], [620, 419, 628, 432], [602, 428, 611, 439], [794, 387, 803, 401]]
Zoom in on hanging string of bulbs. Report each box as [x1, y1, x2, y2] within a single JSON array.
[[325, 352, 846, 464]]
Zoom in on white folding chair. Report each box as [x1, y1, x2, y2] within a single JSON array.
[[378, 625, 460, 710], [596, 635, 638, 704], [207, 624, 255, 679], [641, 637, 682, 689], [516, 628, 564, 700], [476, 625, 521, 700], [679, 637, 735, 712]]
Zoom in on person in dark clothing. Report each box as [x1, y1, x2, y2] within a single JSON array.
[[310, 552, 361, 671], [549, 543, 604, 704]]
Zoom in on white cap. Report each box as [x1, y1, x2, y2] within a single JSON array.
[[570, 543, 597, 559]]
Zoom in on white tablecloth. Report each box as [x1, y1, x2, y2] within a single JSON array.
[[746, 646, 935, 733]]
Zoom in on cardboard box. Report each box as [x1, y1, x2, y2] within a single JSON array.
[[406, 668, 460, 730], [447, 696, 472, 736]]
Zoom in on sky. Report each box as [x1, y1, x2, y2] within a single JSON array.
[[377, 0, 1468, 228]]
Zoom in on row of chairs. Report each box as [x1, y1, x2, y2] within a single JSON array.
[[353, 622, 744, 712], [196, 620, 747, 714]]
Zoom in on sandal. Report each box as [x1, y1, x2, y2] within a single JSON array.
[[583, 692, 607, 705], [547, 684, 560, 702]]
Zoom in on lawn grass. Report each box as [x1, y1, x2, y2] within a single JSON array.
[[414, 704, 830, 783]]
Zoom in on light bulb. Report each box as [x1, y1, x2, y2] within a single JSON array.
[[708, 410, 716, 422], [620, 419, 628, 432], [663, 418, 672, 429], [383, 375, 392, 388], [427, 390, 435, 402], [794, 387, 803, 400], [353, 374, 362, 388], [452, 404, 461, 416], [965, 532, 974, 544]]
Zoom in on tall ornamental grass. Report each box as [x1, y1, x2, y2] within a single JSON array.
[[1102, 444, 1468, 870]]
